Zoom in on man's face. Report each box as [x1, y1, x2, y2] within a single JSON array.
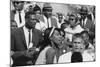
[[14, 2, 24, 11], [72, 37, 85, 52], [69, 16, 76, 27], [82, 33, 89, 42], [51, 30, 64, 47], [58, 15, 63, 22], [25, 14, 38, 29], [43, 8, 52, 18]]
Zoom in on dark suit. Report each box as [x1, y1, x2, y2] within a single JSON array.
[[11, 27, 43, 66], [39, 15, 58, 28], [80, 17, 95, 43]]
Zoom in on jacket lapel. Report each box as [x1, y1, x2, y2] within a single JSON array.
[[20, 27, 27, 49]]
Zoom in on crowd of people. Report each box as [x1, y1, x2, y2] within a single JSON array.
[[10, 0, 95, 66]]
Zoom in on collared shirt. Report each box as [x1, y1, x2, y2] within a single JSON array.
[[57, 19, 65, 28], [23, 26, 33, 49], [15, 10, 25, 27], [43, 15, 52, 28], [58, 51, 95, 63], [43, 15, 58, 28]]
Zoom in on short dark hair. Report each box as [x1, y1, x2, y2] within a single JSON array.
[[80, 31, 89, 36], [33, 4, 41, 12], [12, 1, 24, 6], [72, 33, 84, 43], [25, 12, 36, 19]]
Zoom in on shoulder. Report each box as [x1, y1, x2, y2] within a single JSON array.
[[11, 27, 23, 34], [58, 52, 72, 63], [60, 52, 72, 59], [34, 28, 42, 33], [46, 47, 56, 56], [33, 28, 42, 35], [12, 27, 23, 33], [83, 50, 95, 61]]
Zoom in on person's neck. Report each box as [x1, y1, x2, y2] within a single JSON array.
[[44, 15, 50, 19], [51, 41, 59, 50], [70, 25, 76, 29], [17, 9, 23, 12]]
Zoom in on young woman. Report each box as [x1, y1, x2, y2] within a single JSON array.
[[35, 27, 69, 64]]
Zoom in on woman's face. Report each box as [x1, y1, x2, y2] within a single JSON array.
[[69, 16, 76, 27], [51, 30, 64, 47]]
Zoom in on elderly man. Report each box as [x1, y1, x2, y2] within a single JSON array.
[[11, 11, 43, 66], [58, 33, 95, 63]]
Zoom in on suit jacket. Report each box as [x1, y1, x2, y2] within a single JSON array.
[[81, 17, 95, 33], [11, 27, 43, 66], [80, 18, 95, 42], [39, 15, 58, 28]]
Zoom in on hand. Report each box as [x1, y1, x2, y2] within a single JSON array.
[[25, 50, 35, 58], [84, 27, 89, 32], [25, 47, 39, 58]]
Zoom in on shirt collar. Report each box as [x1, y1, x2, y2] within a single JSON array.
[[23, 26, 32, 32]]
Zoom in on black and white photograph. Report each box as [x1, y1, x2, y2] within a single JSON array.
[[10, 0, 95, 66]]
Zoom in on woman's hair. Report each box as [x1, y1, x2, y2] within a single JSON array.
[[40, 27, 65, 51]]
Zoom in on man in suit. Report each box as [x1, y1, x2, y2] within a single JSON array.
[[11, 1, 25, 27], [11, 11, 43, 66], [40, 3, 58, 29], [58, 33, 95, 63], [79, 6, 95, 44]]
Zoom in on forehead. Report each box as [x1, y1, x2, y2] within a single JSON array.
[[82, 33, 88, 36], [69, 15, 75, 18], [28, 14, 37, 19], [73, 38, 83, 42]]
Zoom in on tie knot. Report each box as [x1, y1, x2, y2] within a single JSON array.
[[19, 11, 21, 13], [28, 30, 31, 32]]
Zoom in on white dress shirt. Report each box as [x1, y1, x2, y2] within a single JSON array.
[[15, 10, 25, 28], [23, 26, 33, 49], [57, 19, 65, 28], [58, 51, 95, 63]]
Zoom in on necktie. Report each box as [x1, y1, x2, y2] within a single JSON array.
[[47, 18, 49, 28], [71, 52, 83, 63], [28, 30, 31, 46], [82, 19, 84, 28], [18, 11, 22, 23]]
